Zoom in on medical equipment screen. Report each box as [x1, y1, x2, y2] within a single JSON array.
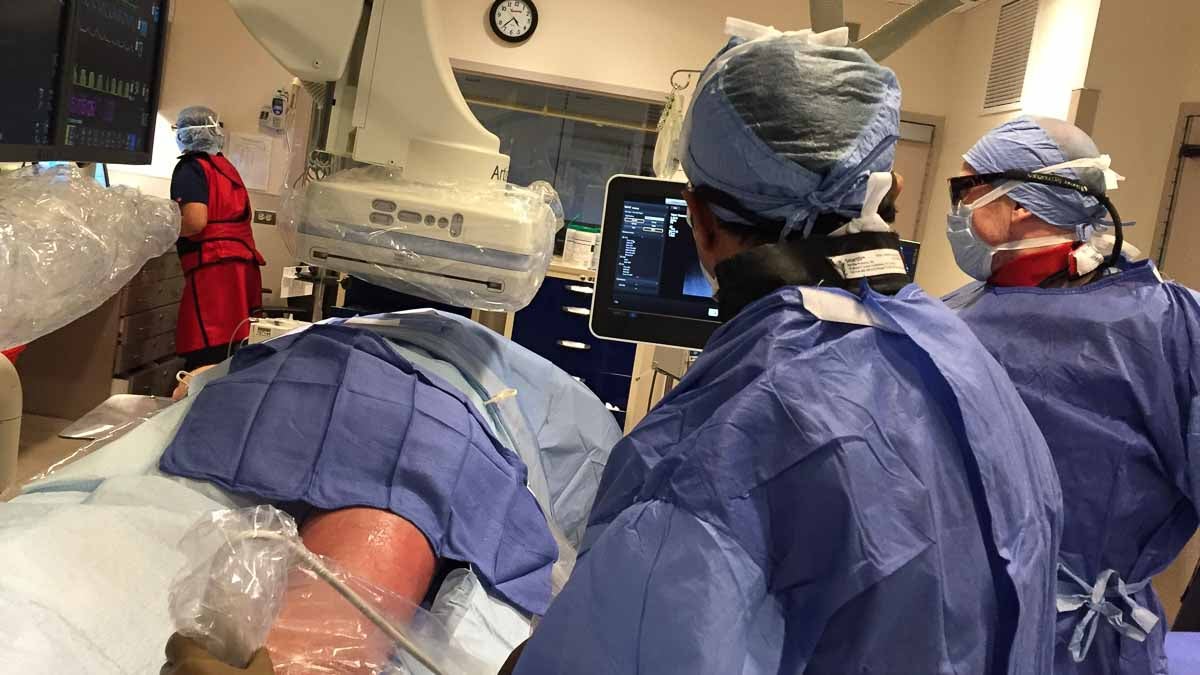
[[592, 175, 722, 350], [64, 0, 166, 155], [614, 198, 720, 321], [0, 0, 170, 163], [0, 1, 66, 148]]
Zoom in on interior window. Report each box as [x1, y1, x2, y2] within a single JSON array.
[[454, 71, 662, 233]]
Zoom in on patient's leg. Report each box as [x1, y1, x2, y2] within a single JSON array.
[[266, 508, 435, 673]]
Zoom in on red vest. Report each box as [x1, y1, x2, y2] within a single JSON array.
[[177, 154, 266, 271], [175, 153, 266, 356]]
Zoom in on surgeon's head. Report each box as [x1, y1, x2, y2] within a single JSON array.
[[175, 105, 225, 154], [948, 116, 1117, 279], [678, 33, 902, 282]]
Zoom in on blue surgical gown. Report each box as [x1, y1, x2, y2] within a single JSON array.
[[946, 261, 1200, 675], [516, 284, 1063, 674]]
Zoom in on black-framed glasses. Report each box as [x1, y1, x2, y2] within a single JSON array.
[[948, 170, 1100, 208], [947, 169, 1126, 271]]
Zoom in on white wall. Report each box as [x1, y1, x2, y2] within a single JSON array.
[[1084, 0, 1200, 256], [1021, 0, 1101, 120], [440, 0, 959, 117]]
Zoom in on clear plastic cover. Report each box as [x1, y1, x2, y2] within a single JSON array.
[[280, 166, 562, 313], [169, 506, 493, 674], [0, 165, 180, 350]]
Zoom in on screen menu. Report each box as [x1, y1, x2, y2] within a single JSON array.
[[0, 1, 66, 146], [612, 196, 720, 323], [64, 0, 164, 152]]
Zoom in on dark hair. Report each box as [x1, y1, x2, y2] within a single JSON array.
[[699, 174, 902, 245]]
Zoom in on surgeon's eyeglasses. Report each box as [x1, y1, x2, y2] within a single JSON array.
[[948, 170, 1105, 208], [947, 169, 1127, 271]]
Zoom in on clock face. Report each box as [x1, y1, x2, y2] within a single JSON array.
[[491, 0, 537, 42]]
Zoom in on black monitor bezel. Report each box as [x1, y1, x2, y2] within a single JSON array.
[[590, 174, 721, 351], [0, 0, 171, 165]]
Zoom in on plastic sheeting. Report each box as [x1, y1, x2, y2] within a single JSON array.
[[169, 506, 492, 674], [280, 166, 562, 312], [0, 165, 179, 350]]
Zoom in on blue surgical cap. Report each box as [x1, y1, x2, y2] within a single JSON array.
[[176, 106, 224, 154], [680, 34, 901, 238], [965, 116, 1110, 230]]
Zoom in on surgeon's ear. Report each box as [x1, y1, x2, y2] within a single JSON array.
[[1010, 202, 1039, 226], [683, 189, 720, 253]]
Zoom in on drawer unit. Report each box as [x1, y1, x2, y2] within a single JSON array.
[[119, 304, 179, 342], [114, 330, 176, 374], [130, 252, 182, 286], [511, 277, 636, 423], [120, 274, 185, 316], [124, 357, 185, 396]]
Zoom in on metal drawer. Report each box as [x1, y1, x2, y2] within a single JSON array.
[[131, 252, 182, 285], [114, 330, 176, 374], [119, 304, 178, 342], [120, 275, 185, 316], [124, 356, 185, 397]]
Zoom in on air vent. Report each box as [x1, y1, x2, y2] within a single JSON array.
[[983, 0, 1038, 112]]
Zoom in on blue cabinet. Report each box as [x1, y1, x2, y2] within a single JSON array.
[[511, 276, 636, 426]]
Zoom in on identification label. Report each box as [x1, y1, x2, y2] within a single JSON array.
[[827, 249, 908, 280]]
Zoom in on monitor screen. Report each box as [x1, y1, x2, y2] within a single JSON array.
[[592, 176, 925, 351], [0, 0, 169, 164], [0, 1, 66, 148], [899, 239, 921, 281], [591, 175, 721, 350]]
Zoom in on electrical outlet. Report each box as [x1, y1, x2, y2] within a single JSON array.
[[254, 210, 277, 225]]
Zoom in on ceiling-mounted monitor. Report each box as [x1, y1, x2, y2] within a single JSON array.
[[0, 0, 170, 164]]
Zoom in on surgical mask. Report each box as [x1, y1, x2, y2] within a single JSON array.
[[946, 156, 1122, 281], [947, 205, 1073, 281]]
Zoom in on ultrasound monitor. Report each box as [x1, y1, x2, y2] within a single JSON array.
[[591, 175, 721, 350], [0, 0, 170, 164], [592, 175, 926, 350]]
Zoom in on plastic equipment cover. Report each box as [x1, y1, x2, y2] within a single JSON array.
[[0, 165, 180, 350], [170, 506, 493, 675], [280, 167, 562, 312]]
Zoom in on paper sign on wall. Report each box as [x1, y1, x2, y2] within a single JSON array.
[[226, 132, 274, 192]]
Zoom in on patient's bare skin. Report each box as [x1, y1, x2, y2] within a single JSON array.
[[267, 508, 436, 674], [172, 365, 218, 401]]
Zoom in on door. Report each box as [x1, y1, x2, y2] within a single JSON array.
[[1152, 111, 1200, 627], [892, 120, 937, 242], [1159, 115, 1200, 288]]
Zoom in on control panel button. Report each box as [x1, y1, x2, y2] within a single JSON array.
[[369, 212, 394, 226], [371, 199, 397, 212], [396, 210, 422, 224], [450, 213, 464, 237], [424, 215, 436, 226]]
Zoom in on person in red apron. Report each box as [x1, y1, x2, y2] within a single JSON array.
[[171, 106, 266, 371]]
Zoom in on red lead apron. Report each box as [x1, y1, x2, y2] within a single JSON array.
[[175, 153, 266, 356]]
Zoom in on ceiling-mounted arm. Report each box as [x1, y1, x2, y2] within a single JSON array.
[[809, 0, 846, 34], [229, 0, 509, 185], [854, 0, 980, 61]]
